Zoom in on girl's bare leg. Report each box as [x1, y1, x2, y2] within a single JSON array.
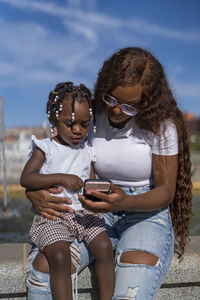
[[89, 232, 115, 300], [43, 241, 72, 300]]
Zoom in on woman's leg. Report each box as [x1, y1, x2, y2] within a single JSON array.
[[27, 246, 52, 300], [26, 241, 94, 300], [43, 241, 72, 300], [89, 231, 115, 300], [111, 208, 174, 300]]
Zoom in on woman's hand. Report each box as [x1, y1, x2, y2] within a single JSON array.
[[26, 187, 74, 220], [79, 183, 129, 213], [80, 155, 179, 213]]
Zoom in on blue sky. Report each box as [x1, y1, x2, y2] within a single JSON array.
[[0, 0, 200, 128]]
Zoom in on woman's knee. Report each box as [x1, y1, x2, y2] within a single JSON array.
[[33, 252, 50, 274], [113, 249, 161, 299], [120, 249, 159, 266]]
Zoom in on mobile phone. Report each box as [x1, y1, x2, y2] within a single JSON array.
[[83, 179, 111, 202]]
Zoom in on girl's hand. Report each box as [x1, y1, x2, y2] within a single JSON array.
[[26, 187, 74, 221], [61, 175, 83, 192], [79, 183, 129, 213]]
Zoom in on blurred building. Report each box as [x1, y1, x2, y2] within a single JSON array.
[[184, 112, 200, 135], [1, 114, 200, 184], [0, 125, 50, 184]]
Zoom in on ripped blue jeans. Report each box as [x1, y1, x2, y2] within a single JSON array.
[[27, 185, 174, 300]]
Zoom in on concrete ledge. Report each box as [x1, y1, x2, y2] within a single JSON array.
[[0, 243, 29, 299], [0, 236, 200, 299]]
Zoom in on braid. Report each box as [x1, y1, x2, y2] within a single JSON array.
[[46, 81, 94, 134]]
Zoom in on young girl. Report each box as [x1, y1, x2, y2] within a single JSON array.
[[20, 82, 114, 300]]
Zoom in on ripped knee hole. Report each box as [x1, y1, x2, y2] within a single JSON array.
[[120, 250, 159, 266]]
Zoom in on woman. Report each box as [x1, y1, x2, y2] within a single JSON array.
[[26, 47, 192, 300]]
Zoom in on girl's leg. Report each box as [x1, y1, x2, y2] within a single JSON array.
[[89, 231, 115, 300], [43, 241, 72, 300]]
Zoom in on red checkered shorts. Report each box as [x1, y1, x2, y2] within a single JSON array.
[[30, 210, 106, 251]]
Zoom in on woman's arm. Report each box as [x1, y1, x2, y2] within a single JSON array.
[[25, 187, 74, 220], [79, 154, 178, 213]]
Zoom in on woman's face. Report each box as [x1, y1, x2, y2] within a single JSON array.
[[106, 84, 142, 128]]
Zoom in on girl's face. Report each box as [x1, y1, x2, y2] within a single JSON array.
[[106, 84, 142, 128], [55, 97, 90, 147]]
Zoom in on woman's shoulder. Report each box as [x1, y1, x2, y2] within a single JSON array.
[[150, 120, 178, 155]]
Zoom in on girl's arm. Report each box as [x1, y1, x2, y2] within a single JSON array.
[[79, 154, 178, 212], [20, 147, 61, 190], [20, 147, 83, 191]]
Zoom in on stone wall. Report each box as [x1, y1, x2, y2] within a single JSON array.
[[0, 236, 200, 299]]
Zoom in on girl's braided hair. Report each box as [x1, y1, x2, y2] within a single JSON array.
[[94, 47, 192, 258], [47, 81, 93, 130]]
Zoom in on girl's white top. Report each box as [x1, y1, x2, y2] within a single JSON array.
[[92, 112, 178, 187], [28, 136, 96, 211]]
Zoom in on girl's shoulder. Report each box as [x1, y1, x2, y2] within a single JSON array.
[[27, 135, 52, 159], [31, 135, 52, 150]]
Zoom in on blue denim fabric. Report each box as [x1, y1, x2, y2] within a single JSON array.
[[104, 185, 174, 299], [27, 247, 51, 300], [27, 185, 174, 300]]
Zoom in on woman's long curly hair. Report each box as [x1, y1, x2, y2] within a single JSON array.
[[94, 47, 193, 258]]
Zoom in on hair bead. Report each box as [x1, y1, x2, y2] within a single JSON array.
[[93, 125, 96, 134], [59, 104, 63, 111], [71, 112, 75, 121], [55, 110, 59, 119], [50, 124, 54, 136], [89, 108, 93, 118]]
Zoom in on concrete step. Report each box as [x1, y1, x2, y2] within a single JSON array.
[[0, 236, 200, 299]]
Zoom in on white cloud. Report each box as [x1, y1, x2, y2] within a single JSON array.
[[63, 19, 98, 41], [1, 0, 200, 42], [0, 0, 121, 28], [0, 0, 200, 126], [0, 17, 97, 88], [125, 19, 200, 42]]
